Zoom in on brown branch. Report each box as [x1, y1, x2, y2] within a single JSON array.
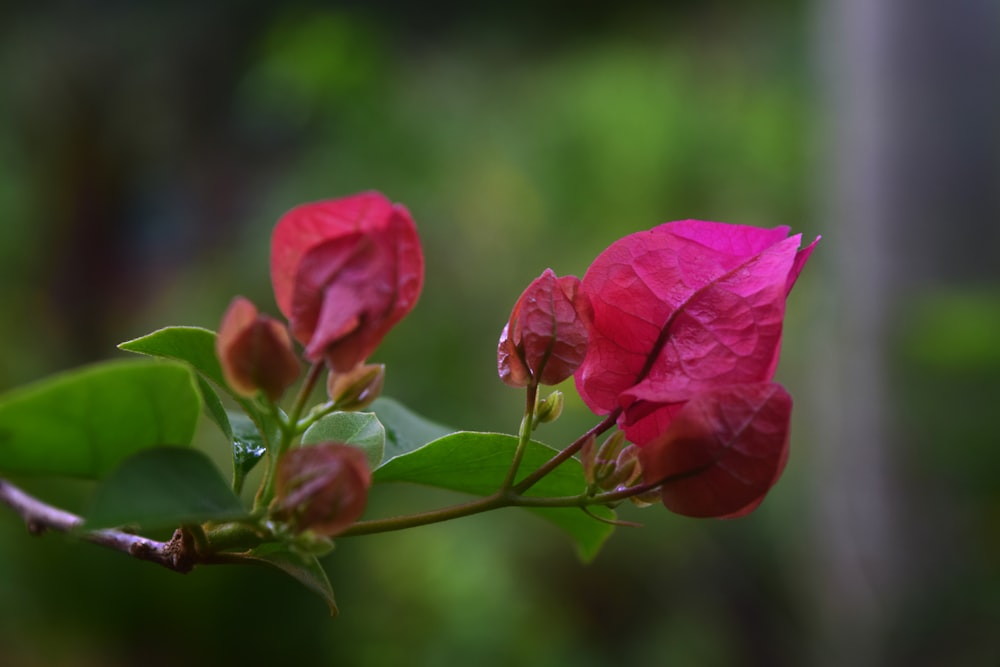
[[0, 477, 198, 573]]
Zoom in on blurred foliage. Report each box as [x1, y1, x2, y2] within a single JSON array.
[[0, 1, 995, 666]]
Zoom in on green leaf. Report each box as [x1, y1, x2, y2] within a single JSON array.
[[230, 543, 338, 616], [118, 326, 278, 444], [230, 412, 269, 494], [0, 360, 201, 478], [302, 412, 385, 469], [197, 375, 233, 441], [369, 397, 452, 464], [85, 447, 247, 529], [373, 432, 615, 561], [119, 326, 227, 388]]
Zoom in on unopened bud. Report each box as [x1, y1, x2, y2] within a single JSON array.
[[535, 391, 564, 424], [498, 269, 592, 387], [592, 431, 627, 486], [217, 296, 301, 402], [629, 485, 663, 508], [599, 445, 643, 490], [328, 363, 385, 411], [270, 443, 371, 537], [579, 434, 598, 486]]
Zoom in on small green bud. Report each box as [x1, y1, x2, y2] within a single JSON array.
[[579, 433, 598, 486], [593, 431, 627, 485], [535, 391, 564, 424], [629, 485, 663, 508], [328, 363, 385, 411], [599, 445, 642, 490]]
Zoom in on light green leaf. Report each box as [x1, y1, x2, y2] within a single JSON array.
[[119, 326, 227, 389], [302, 412, 385, 469], [231, 543, 338, 616], [373, 432, 615, 561], [84, 447, 247, 529], [0, 360, 201, 478], [369, 397, 452, 464]]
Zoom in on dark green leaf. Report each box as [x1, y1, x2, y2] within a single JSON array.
[[85, 447, 247, 529], [0, 360, 201, 478], [230, 543, 338, 616], [197, 375, 233, 441], [373, 432, 615, 561], [369, 397, 452, 464], [302, 412, 385, 469]]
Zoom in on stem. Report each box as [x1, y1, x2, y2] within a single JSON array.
[[255, 361, 325, 511], [0, 478, 196, 573], [286, 361, 326, 434], [512, 409, 621, 495], [500, 382, 538, 490], [340, 492, 507, 537]]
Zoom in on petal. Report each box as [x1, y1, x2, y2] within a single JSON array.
[[270, 192, 397, 319], [574, 222, 810, 417], [638, 383, 792, 518]]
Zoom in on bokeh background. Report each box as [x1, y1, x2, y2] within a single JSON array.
[[1, 1, 998, 665]]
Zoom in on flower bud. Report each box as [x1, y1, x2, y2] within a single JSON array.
[[535, 391, 564, 424], [271, 443, 371, 537], [629, 485, 663, 508], [327, 363, 385, 411], [598, 445, 642, 490], [592, 431, 627, 486], [498, 268, 592, 387], [579, 433, 598, 486], [216, 296, 301, 402]]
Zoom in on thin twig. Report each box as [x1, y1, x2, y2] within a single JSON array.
[[0, 477, 197, 573]]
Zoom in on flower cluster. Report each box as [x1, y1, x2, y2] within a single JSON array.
[[216, 191, 423, 536], [499, 220, 817, 517]]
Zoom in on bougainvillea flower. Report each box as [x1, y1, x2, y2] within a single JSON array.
[[271, 443, 371, 537], [574, 220, 817, 445], [498, 268, 593, 387], [270, 191, 424, 372], [637, 383, 792, 518], [216, 296, 301, 402]]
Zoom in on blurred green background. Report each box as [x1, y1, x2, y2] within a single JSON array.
[[1, 1, 998, 665]]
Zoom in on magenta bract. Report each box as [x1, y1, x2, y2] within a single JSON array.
[[574, 220, 816, 444], [638, 383, 792, 518], [270, 191, 424, 372]]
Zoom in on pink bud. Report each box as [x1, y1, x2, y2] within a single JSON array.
[[498, 268, 592, 387], [271, 443, 371, 537], [216, 296, 300, 402]]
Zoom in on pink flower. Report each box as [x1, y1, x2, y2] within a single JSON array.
[[270, 191, 424, 373], [574, 220, 816, 445], [573, 220, 817, 517], [216, 296, 300, 402], [498, 269, 592, 387], [637, 383, 792, 518]]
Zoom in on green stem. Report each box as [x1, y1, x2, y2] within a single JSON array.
[[512, 408, 621, 495], [340, 475, 665, 538], [340, 493, 508, 537], [254, 362, 325, 511], [500, 382, 539, 490]]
